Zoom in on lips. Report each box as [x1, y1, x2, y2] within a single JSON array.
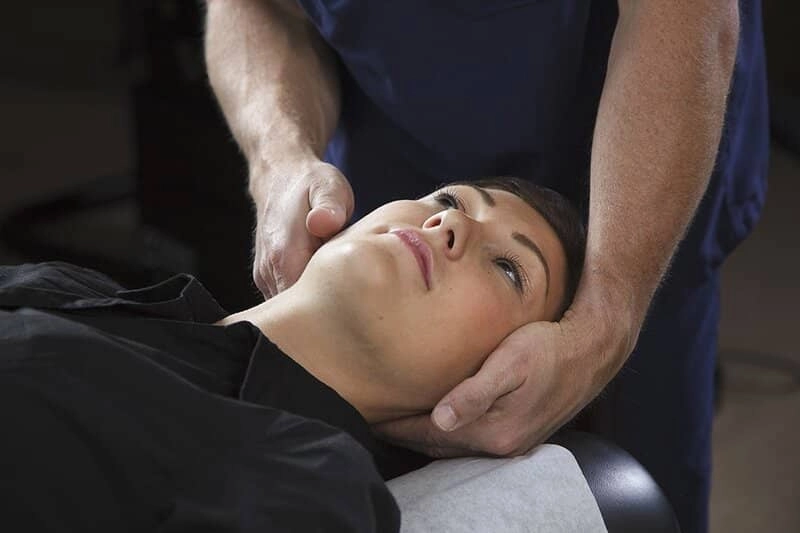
[[390, 229, 433, 289]]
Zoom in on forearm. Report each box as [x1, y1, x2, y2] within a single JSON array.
[[575, 1, 739, 362], [204, 0, 340, 194]]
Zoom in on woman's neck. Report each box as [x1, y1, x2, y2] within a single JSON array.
[[217, 285, 408, 424]]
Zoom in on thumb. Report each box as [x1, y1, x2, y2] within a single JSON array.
[[306, 169, 354, 238], [432, 348, 525, 431]]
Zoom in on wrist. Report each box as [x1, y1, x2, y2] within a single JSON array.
[[564, 266, 646, 383], [247, 143, 321, 201]]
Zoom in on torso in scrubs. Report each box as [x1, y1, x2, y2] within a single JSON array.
[[291, 2, 770, 532]]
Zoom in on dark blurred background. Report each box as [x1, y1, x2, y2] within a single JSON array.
[[0, 0, 257, 311], [1, 2, 798, 531]]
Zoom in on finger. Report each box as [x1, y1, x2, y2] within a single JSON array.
[[306, 206, 346, 239], [253, 262, 275, 300], [252, 244, 277, 299], [433, 344, 527, 431], [306, 169, 354, 238], [270, 242, 317, 294], [372, 415, 478, 458]]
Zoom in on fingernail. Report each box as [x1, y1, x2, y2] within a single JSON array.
[[433, 404, 458, 431], [313, 206, 335, 218]]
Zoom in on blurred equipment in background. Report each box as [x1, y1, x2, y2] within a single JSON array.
[[0, 0, 260, 311]]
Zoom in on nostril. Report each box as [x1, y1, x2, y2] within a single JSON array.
[[426, 214, 443, 229], [447, 230, 455, 248]]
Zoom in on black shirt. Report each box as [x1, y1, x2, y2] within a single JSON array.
[[0, 262, 400, 532]]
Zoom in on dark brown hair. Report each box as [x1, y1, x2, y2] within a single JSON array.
[[443, 177, 586, 319]]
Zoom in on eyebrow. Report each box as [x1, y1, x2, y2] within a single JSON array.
[[467, 184, 551, 298], [468, 184, 496, 207]]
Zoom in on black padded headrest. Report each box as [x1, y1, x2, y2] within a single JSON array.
[[549, 431, 681, 533]]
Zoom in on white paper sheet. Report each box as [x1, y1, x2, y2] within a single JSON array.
[[387, 443, 608, 533]]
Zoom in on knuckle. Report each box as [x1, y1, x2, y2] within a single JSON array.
[[425, 448, 449, 459], [511, 349, 532, 374], [426, 431, 450, 452], [487, 372, 509, 397], [311, 164, 352, 203], [502, 353, 530, 381], [265, 246, 286, 271], [252, 258, 267, 281], [309, 168, 336, 191], [487, 430, 523, 456], [317, 161, 342, 179], [252, 267, 265, 287], [463, 379, 494, 409]]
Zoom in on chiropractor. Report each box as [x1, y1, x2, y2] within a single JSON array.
[[203, 2, 768, 532]]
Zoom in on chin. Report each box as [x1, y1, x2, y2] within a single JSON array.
[[306, 238, 405, 314], [318, 236, 402, 284]]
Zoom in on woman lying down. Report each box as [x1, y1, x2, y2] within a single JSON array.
[[0, 177, 585, 532]]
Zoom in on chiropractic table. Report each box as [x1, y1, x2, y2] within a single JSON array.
[[387, 431, 680, 533]]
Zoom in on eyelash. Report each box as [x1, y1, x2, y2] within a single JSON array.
[[433, 189, 529, 294], [434, 188, 467, 211]]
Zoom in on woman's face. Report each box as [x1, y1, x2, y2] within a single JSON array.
[[300, 184, 568, 409]]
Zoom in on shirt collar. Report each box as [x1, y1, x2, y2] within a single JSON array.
[[239, 332, 377, 455]]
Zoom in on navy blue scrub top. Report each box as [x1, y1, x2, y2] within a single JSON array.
[[297, 0, 768, 284]]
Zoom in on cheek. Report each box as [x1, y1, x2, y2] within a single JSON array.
[[453, 287, 507, 331], [447, 286, 512, 358], [406, 282, 516, 396]]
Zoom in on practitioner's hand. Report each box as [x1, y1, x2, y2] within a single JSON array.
[[374, 285, 637, 457], [251, 157, 354, 298]]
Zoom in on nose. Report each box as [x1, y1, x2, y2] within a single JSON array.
[[422, 209, 473, 259]]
